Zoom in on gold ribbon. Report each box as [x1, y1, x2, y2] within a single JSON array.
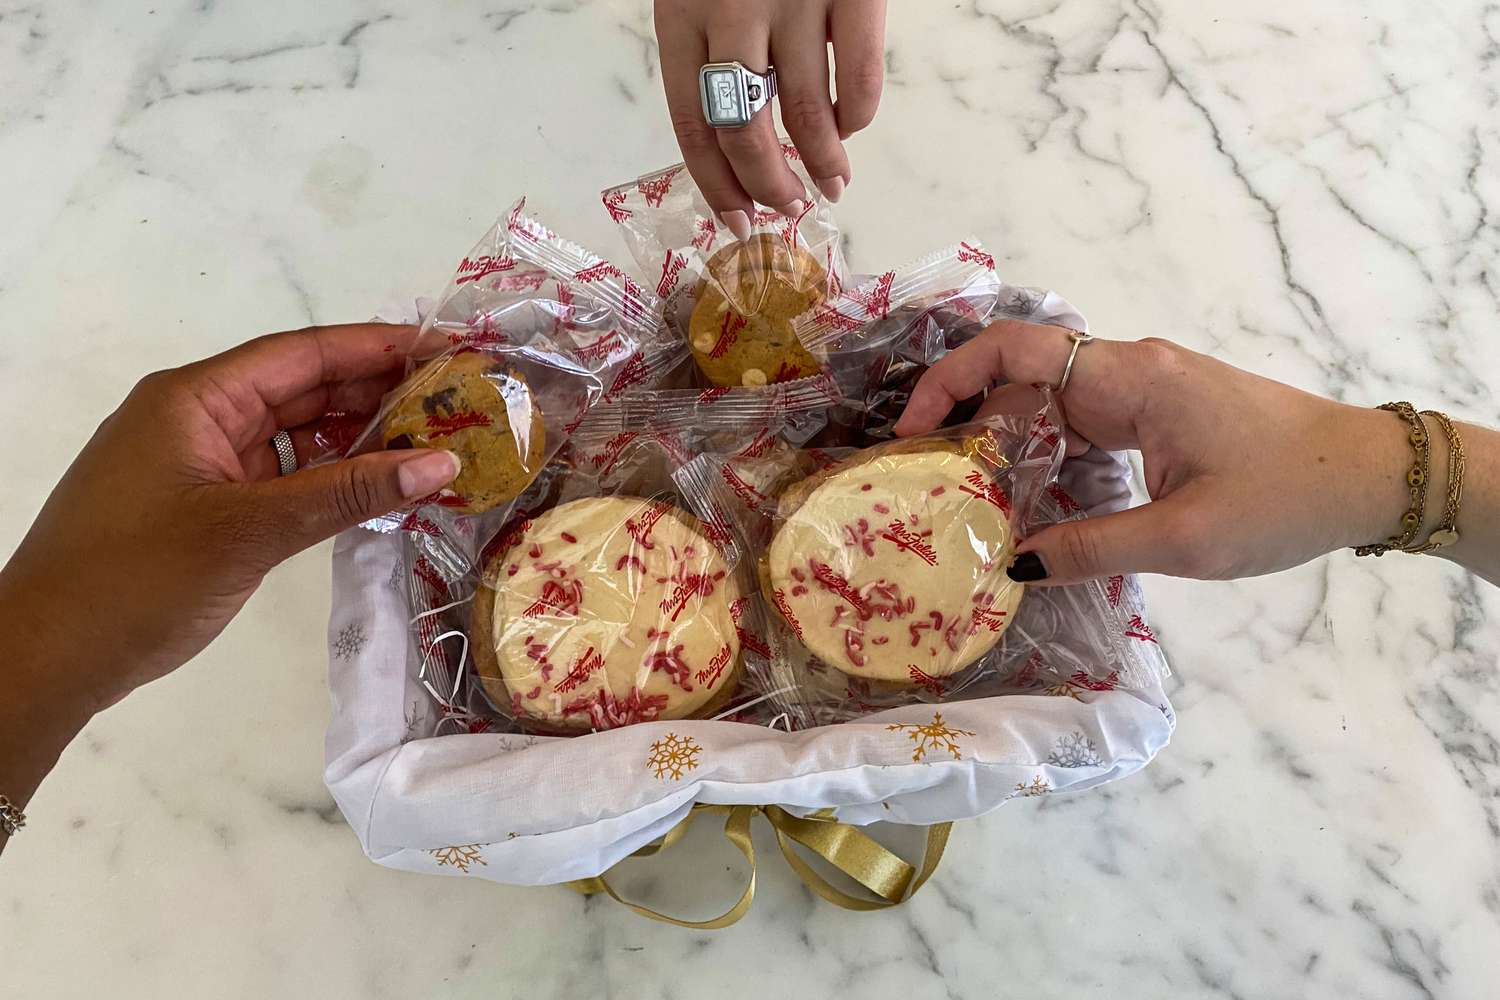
[[567, 804, 951, 928]]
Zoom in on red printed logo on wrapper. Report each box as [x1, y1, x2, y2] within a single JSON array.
[[1070, 669, 1120, 692], [809, 300, 864, 335], [398, 512, 443, 537], [698, 385, 732, 405], [1046, 484, 1083, 515], [848, 270, 895, 320], [736, 427, 776, 459], [720, 464, 766, 511], [692, 216, 717, 250], [1124, 615, 1158, 644], [493, 269, 549, 294], [657, 250, 688, 298], [772, 588, 805, 642], [970, 603, 1009, 633], [454, 253, 515, 285], [696, 642, 734, 688], [956, 241, 996, 271], [506, 200, 554, 244], [907, 664, 948, 697], [604, 351, 650, 402], [448, 317, 507, 349], [1105, 575, 1125, 608], [589, 432, 638, 477], [880, 518, 938, 566], [603, 189, 632, 224], [424, 410, 493, 439], [625, 499, 675, 549], [576, 330, 625, 363], [554, 646, 604, 694], [698, 502, 735, 552], [958, 471, 1011, 514], [573, 260, 647, 322], [637, 165, 683, 208], [524, 579, 584, 619]]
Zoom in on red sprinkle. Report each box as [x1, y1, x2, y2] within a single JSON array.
[[561, 532, 578, 544], [930, 486, 946, 496], [860, 483, 873, 491]]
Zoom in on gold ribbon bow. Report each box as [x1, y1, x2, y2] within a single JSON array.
[[567, 804, 952, 928]]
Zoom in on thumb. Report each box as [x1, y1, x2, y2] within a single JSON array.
[[248, 448, 460, 560], [1006, 499, 1193, 586]]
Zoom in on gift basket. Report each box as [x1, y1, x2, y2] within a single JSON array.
[[325, 161, 1173, 925]]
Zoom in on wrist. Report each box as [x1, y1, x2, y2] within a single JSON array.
[[1336, 404, 1452, 551]]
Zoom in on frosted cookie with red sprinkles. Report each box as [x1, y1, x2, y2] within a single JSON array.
[[766, 448, 1023, 683], [473, 496, 742, 732]]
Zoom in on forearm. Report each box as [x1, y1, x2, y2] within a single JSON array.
[[0, 571, 101, 856]]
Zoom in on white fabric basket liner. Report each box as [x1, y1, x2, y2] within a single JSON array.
[[328, 288, 1173, 887], [327, 520, 1171, 887]]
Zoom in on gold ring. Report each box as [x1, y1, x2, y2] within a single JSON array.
[[1055, 329, 1095, 393]]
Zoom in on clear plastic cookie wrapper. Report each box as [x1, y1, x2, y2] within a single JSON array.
[[692, 390, 1168, 728], [317, 199, 682, 539], [602, 147, 848, 392], [390, 406, 795, 739]]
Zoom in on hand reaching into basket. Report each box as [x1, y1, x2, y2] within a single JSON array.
[[895, 320, 1500, 587], [655, 0, 887, 239], [0, 324, 459, 848]]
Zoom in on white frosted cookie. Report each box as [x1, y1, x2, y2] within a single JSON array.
[[474, 496, 742, 731], [766, 448, 1023, 683]]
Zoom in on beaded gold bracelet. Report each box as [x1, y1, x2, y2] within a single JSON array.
[[1355, 401, 1430, 557]]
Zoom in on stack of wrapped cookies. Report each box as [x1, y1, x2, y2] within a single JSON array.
[[326, 153, 1167, 745]]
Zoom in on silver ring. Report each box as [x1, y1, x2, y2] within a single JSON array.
[[270, 430, 298, 476], [1055, 330, 1095, 394], [700, 61, 777, 128]]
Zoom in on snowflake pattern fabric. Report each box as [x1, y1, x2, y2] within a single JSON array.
[[887, 712, 976, 762], [1046, 731, 1102, 768], [647, 733, 703, 780], [332, 623, 367, 660], [428, 844, 486, 873], [1015, 775, 1051, 797]]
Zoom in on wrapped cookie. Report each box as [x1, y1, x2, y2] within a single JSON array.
[[694, 392, 1158, 728], [333, 200, 680, 533], [602, 148, 847, 391], [394, 412, 795, 737]]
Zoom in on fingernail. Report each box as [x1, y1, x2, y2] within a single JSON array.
[[720, 210, 751, 242], [398, 450, 460, 499], [777, 198, 807, 218], [1007, 552, 1049, 583], [814, 175, 844, 202]]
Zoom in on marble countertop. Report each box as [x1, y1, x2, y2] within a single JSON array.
[[4, 1, 1499, 996]]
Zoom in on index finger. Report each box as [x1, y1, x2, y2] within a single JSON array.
[[894, 319, 1073, 436], [188, 323, 421, 408], [655, 13, 755, 224]]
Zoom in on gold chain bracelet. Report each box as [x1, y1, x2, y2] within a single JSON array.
[[1407, 409, 1465, 553], [0, 794, 25, 837], [1355, 401, 1430, 557]]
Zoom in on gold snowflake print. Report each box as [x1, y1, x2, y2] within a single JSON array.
[[1042, 682, 1083, 700], [428, 844, 487, 873], [887, 711, 977, 762], [1015, 775, 1051, 797], [647, 732, 703, 780]]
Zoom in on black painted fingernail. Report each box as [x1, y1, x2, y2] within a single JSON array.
[[1007, 553, 1048, 582]]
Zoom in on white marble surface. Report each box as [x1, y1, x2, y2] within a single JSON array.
[[3, 0, 1499, 996]]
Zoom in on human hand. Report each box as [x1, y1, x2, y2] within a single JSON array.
[[895, 322, 1421, 584], [0, 324, 460, 711], [654, 0, 886, 239]]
